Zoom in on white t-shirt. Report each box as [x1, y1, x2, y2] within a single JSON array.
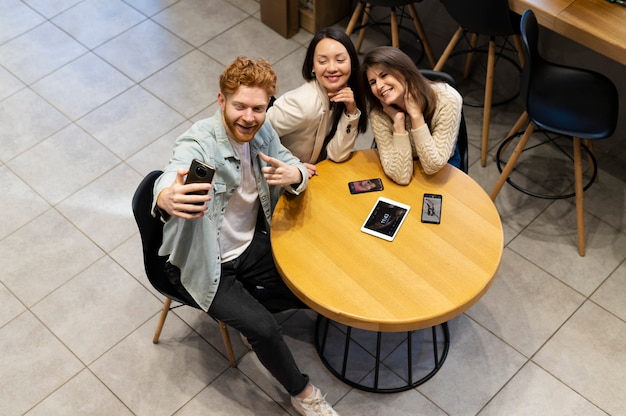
[[219, 139, 259, 262]]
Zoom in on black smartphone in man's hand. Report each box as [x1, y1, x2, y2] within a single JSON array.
[[185, 159, 215, 196]]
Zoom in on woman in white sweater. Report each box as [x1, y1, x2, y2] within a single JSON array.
[[266, 27, 368, 178], [359, 46, 463, 184]]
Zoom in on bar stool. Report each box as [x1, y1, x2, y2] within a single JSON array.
[[490, 10, 619, 257], [345, 1, 436, 68], [434, 0, 525, 167]]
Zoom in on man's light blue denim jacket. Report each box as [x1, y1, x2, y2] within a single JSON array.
[[152, 109, 308, 312]]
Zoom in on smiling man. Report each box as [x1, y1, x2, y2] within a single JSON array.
[[152, 57, 339, 416]]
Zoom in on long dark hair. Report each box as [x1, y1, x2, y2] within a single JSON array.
[[301, 27, 368, 141], [358, 46, 438, 126]]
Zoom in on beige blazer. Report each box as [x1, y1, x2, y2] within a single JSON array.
[[266, 80, 361, 164]]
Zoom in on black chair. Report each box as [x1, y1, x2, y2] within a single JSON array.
[[490, 10, 619, 256], [434, 0, 525, 167], [132, 170, 237, 366], [345, 0, 436, 68], [370, 69, 469, 174]]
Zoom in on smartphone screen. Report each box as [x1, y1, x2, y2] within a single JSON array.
[[185, 159, 215, 196], [421, 193, 442, 224], [348, 178, 384, 194]]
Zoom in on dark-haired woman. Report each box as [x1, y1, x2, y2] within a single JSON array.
[[359, 46, 462, 184], [267, 27, 368, 178]]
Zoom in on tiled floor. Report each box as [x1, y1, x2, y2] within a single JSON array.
[[1, 0, 626, 415]]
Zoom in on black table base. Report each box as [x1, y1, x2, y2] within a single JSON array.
[[314, 315, 450, 393]]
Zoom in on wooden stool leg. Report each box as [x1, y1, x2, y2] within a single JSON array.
[[153, 297, 172, 344], [490, 122, 536, 200], [434, 26, 464, 71], [583, 139, 599, 183], [356, 3, 372, 53], [218, 320, 237, 367], [407, 3, 436, 68], [345, 1, 364, 36], [390, 8, 399, 48], [481, 38, 496, 167], [494, 112, 529, 161], [573, 137, 586, 256], [463, 33, 479, 79], [513, 34, 525, 68]]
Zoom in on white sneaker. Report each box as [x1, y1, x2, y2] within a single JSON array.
[[290, 385, 339, 416]]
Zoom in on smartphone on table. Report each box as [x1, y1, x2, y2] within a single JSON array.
[[185, 158, 215, 197], [421, 193, 442, 224], [348, 178, 384, 194]]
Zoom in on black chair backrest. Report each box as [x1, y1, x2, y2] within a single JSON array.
[[441, 0, 519, 36], [518, 9, 539, 111], [519, 10, 618, 138], [131, 170, 190, 306], [420, 69, 469, 174]]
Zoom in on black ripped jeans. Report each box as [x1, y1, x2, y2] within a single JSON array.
[[164, 229, 309, 396]]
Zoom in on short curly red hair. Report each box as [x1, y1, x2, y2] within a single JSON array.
[[219, 56, 277, 98]]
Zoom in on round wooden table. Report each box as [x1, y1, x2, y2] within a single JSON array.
[[271, 149, 503, 392]]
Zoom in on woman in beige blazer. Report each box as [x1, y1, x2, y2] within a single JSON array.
[[266, 27, 368, 178]]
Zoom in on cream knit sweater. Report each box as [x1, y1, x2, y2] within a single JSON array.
[[370, 82, 463, 184]]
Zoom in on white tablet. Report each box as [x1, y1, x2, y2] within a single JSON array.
[[360, 197, 411, 241]]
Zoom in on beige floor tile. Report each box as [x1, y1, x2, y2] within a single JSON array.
[[152, 0, 248, 47], [467, 248, 585, 357], [534, 301, 626, 416], [0, 166, 49, 239], [0, 312, 83, 416], [8, 124, 120, 204], [200, 17, 301, 66], [417, 315, 527, 416], [141, 50, 222, 118], [591, 260, 626, 321], [479, 362, 606, 416], [95, 19, 194, 83], [56, 164, 144, 252], [51, 0, 145, 49], [31, 256, 162, 363], [31, 53, 134, 120], [0, 209, 104, 306], [0, 22, 87, 84], [175, 368, 292, 416], [78, 85, 185, 159], [0, 88, 70, 162], [90, 313, 230, 416], [0, 284, 26, 328], [25, 369, 133, 416], [0, 0, 45, 43], [509, 200, 626, 295]]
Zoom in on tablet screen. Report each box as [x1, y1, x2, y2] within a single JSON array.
[[361, 197, 411, 241]]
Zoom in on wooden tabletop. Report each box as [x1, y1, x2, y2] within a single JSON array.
[[509, 0, 626, 66], [270, 150, 504, 332]]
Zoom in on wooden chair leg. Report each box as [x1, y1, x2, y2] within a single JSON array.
[[583, 139, 599, 183], [463, 33, 479, 79], [481, 39, 496, 167], [153, 297, 172, 344], [218, 320, 237, 367], [490, 122, 536, 200], [434, 26, 464, 71], [345, 1, 364, 36], [513, 34, 525, 68], [494, 111, 529, 161], [407, 3, 436, 68], [573, 137, 586, 256], [355, 3, 372, 53], [390, 8, 399, 48]]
